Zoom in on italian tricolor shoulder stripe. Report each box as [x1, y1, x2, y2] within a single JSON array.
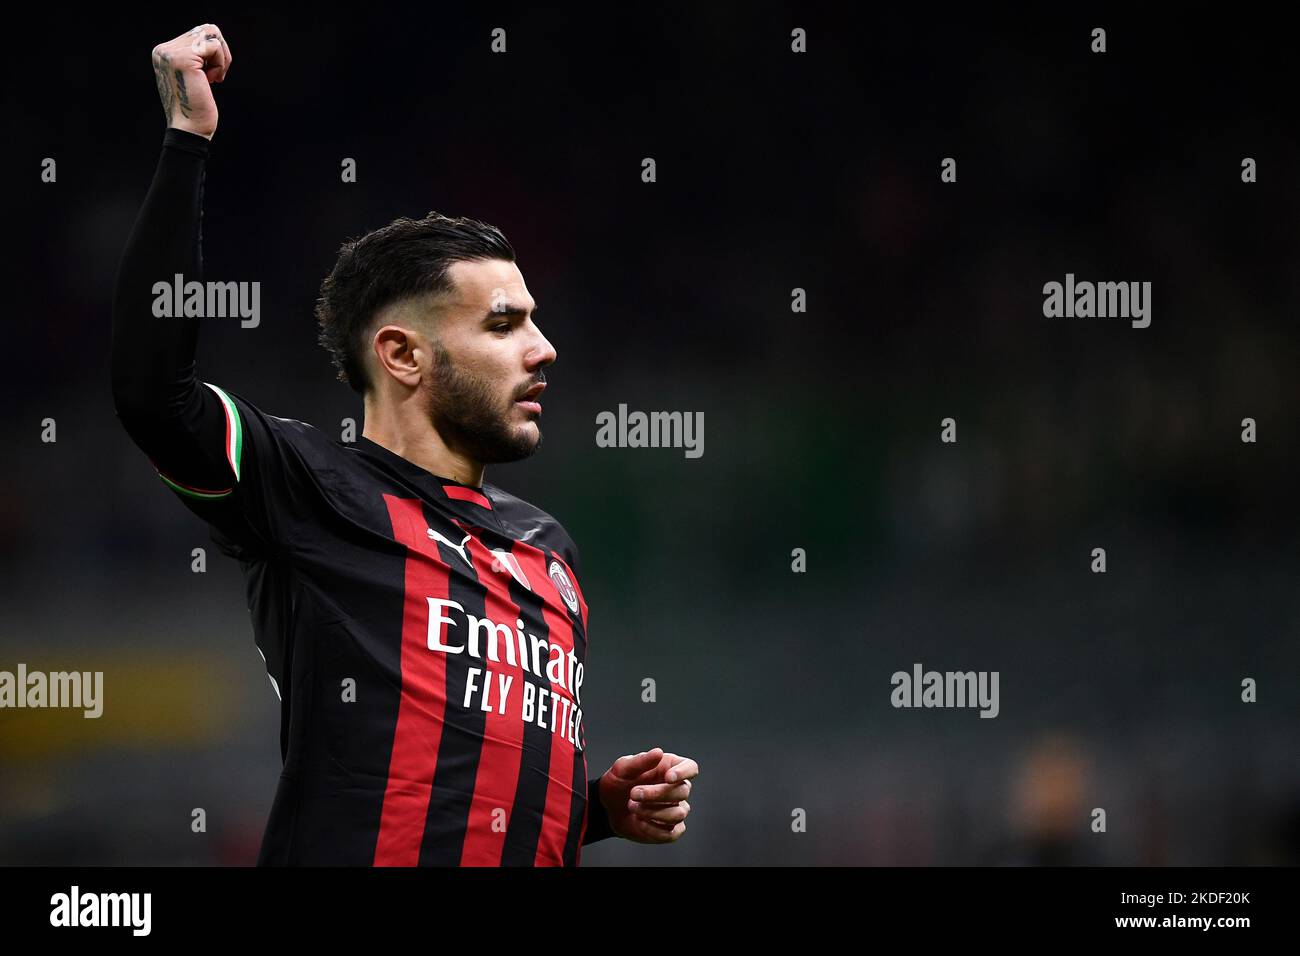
[[203, 382, 244, 482], [157, 471, 233, 499]]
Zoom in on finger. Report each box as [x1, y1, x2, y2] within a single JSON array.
[[199, 36, 228, 82], [642, 750, 677, 778], [663, 757, 699, 784], [209, 26, 231, 82], [188, 24, 228, 81], [609, 748, 664, 781], [630, 779, 691, 803], [202, 39, 227, 83], [632, 818, 686, 844], [188, 35, 221, 67], [634, 752, 698, 784], [631, 765, 670, 784], [626, 750, 680, 784], [629, 800, 690, 824]]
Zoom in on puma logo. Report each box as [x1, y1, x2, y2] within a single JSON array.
[[426, 526, 473, 569]]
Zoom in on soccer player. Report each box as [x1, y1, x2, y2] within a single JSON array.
[[111, 23, 698, 866]]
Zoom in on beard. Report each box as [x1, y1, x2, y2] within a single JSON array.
[[423, 342, 543, 464]]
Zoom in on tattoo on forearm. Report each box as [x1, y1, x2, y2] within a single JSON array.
[[151, 51, 191, 122]]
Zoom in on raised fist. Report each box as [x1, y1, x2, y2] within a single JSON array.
[[151, 23, 231, 140]]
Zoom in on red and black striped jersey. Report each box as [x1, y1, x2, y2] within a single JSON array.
[[110, 128, 614, 865], [198, 393, 600, 865]]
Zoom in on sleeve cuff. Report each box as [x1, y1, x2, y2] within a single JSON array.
[[582, 777, 617, 844], [163, 126, 212, 157]]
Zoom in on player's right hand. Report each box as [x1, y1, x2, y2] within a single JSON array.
[[151, 23, 232, 140]]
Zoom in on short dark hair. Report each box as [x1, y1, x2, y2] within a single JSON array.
[[315, 211, 516, 393]]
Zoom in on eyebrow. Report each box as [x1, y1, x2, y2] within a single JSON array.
[[482, 304, 537, 321]]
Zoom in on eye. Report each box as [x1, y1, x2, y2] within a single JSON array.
[[491, 322, 512, 334]]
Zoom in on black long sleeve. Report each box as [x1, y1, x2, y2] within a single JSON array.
[[110, 126, 235, 497], [584, 778, 616, 844]]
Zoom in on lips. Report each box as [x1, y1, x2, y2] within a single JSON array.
[[515, 380, 545, 415]]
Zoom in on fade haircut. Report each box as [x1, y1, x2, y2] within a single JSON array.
[[315, 211, 516, 393]]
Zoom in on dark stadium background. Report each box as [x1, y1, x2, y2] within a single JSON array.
[[1, 6, 1297, 865]]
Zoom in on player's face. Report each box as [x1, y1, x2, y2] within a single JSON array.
[[423, 258, 557, 464]]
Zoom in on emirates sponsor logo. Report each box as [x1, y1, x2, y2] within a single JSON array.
[[425, 597, 585, 749]]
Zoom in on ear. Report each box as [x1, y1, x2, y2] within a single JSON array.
[[372, 325, 425, 388]]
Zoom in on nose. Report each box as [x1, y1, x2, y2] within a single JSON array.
[[526, 323, 557, 370]]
